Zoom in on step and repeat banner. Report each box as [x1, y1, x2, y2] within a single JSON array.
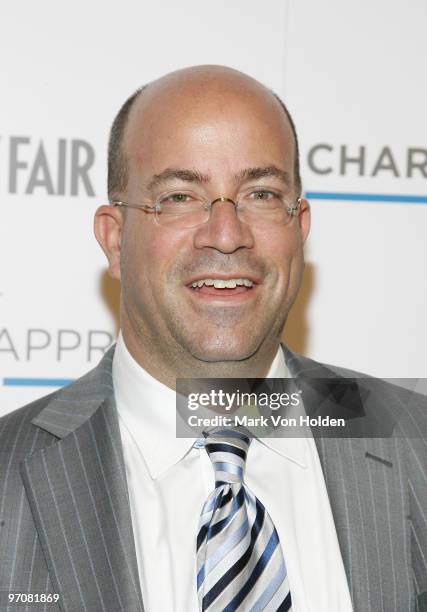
[[1, 0, 426, 415]]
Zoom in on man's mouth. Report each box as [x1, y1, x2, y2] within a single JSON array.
[[186, 276, 256, 297]]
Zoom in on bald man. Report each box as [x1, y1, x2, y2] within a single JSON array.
[[1, 66, 426, 612]]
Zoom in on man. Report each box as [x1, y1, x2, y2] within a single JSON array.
[[0, 66, 425, 612]]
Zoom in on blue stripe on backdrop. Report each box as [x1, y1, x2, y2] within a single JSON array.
[[3, 378, 74, 387], [305, 191, 427, 203]]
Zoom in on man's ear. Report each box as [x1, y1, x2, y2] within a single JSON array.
[[298, 198, 311, 243], [93, 204, 124, 280]]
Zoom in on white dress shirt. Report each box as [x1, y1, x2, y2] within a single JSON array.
[[113, 333, 353, 612]]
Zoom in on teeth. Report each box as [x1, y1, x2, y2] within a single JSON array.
[[191, 278, 254, 289]]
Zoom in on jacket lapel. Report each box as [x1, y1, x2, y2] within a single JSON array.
[[20, 347, 144, 612], [282, 346, 411, 611]]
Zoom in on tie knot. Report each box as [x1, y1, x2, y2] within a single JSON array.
[[203, 428, 251, 486]]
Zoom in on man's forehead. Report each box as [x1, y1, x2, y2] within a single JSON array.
[[124, 66, 293, 152], [131, 65, 276, 112]]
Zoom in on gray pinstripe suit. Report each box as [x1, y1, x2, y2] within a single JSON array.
[[1, 345, 426, 612]]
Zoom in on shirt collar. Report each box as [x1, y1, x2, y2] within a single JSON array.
[[256, 347, 308, 469], [112, 333, 307, 478]]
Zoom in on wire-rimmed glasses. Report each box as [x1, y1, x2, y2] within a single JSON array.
[[111, 189, 302, 230]]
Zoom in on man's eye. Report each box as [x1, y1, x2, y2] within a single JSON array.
[[251, 190, 276, 200], [164, 193, 190, 203]]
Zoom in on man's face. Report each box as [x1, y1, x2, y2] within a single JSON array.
[[103, 73, 309, 365]]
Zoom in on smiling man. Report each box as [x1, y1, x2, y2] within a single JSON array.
[[0, 66, 426, 612], [96, 66, 309, 386]]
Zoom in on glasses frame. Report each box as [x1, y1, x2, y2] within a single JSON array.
[[110, 195, 302, 228]]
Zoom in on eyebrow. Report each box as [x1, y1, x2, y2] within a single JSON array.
[[235, 166, 291, 186], [146, 165, 291, 191], [147, 168, 210, 191]]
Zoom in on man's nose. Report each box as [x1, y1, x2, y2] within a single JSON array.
[[193, 197, 255, 253]]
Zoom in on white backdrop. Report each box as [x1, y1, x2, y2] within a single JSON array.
[[1, 0, 426, 415]]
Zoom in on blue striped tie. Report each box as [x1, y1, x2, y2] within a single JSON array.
[[197, 428, 292, 611]]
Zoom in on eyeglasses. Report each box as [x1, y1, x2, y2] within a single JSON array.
[[111, 189, 302, 230]]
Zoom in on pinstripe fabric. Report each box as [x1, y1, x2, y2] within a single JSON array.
[[0, 344, 426, 611], [283, 347, 427, 612], [0, 404, 60, 612], [1, 348, 143, 612]]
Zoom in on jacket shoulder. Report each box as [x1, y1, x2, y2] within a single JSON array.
[[0, 346, 115, 455], [283, 346, 427, 436], [0, 390, 59, 447]]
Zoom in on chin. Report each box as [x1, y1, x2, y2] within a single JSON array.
[[186, 334, 258, 363]]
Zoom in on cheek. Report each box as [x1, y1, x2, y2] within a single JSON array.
[[120, 224, 154, 298], [121, 223, 187, 297], [258, 229, 300, 270]]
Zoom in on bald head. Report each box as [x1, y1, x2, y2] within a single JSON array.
[[107, 65, 301, 200]]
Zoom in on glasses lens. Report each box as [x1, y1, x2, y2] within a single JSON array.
[[156, 193, 209, 229], [237, 191, 295, 226]]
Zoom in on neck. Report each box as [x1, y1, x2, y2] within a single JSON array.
[[120, 327, 280, 390]]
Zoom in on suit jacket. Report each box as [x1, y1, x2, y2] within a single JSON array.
[[0, 345, 426, 612]]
